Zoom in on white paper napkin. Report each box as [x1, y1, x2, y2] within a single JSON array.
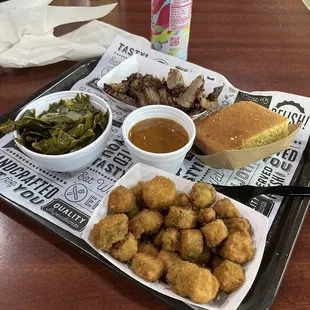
[[0, 0, 150, 68], [302, 0, 310, 10]]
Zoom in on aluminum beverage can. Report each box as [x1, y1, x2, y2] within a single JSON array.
[[151, 0, 193, 60]]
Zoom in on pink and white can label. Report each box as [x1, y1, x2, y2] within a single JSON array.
[[151, 0, 193, 60]]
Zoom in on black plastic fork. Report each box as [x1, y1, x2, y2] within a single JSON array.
[[211, 185, 310, 204]]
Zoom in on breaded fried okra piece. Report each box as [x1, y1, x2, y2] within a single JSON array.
[[188, 266, 219, 304], [180, 229, 203, 260], [131, 253, 164, 282], [110, 233, 138, 262], [165, 206, 197, 229], [108, 185, 136, 213], [126, 204, 141, 219], [153, 228, 165, 249], [157, 250, 182, 274], [162, 228, 181, 252], [210, 254, 224, 271], [223, 217, 253, 235], [130, 181, 145, 205], [143, 176, 176, 210], [138, 242, 159, 257], [129, 209, 163, 239], [197, 208, 216, 226], [213, 198, 240, 219], [173, 193, 191, 207], [189, 183, 216, 209], [166, 261, 195, 297], [220, 231, 254, 265], [201, 219, 229, 248], [213, 260, 245, 294], [167, 261, 219, 304], [92, 214, 129, 250], [187, 247, 210, 266]]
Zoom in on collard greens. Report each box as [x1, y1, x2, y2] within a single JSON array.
[[0, 94, 109, 155]]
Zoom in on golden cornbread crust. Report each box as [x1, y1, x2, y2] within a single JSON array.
[[194, 101, 289, 154]]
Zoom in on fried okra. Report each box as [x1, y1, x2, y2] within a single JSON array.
[[173, 193, 191, 207], [162, 228, 181, 252], [131, 253, 164, 282], [210, 246, 221, 255], [180, 229, 203, 260], [92, 214, 129, 250], [126, 204, 141, 219], [188, 247, 210, 266], [220, 232, 254, 265], [201, 219, 229, 248], [108, 185, 136, 213], [93, 176, 255, 303], [166, 261, 195, 297], [167, 261, 219, 304], [130, 181, 145, 205], [197, 208, 216, 225], [110, 233, 138, 262], [138, 242, 159, 257], [213, 260, 245, 294], [153, 228, 165, 249], [213, 198, 240, 219], [189, 183, 216, 209], [165, 206, 197, 229], [143, 176, 176, 210], [188, 266, 220, 304], [129, 209, 163, 239], [210, 254, 224, 271], [157, 250, 182, 274], [223, 217, 253, 235]]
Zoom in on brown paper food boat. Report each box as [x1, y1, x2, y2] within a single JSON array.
[[192, 123, 301, 170]]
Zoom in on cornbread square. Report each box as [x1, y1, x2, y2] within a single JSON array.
[[194, 101, 289, 154]]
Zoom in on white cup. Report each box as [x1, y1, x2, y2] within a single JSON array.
[[122, 105, 196, 174]]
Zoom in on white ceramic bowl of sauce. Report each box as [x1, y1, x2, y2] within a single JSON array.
[[122, 105, 196, 174]]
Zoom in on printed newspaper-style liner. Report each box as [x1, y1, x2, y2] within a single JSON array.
[[82, 163, 268, 310], [0, 58, 309, 310], [193, 123, 301, 170], [96, 55, 224, 121]]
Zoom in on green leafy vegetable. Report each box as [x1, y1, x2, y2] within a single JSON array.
[[0, 94, 109, 155], [0, 119, 16, 134]]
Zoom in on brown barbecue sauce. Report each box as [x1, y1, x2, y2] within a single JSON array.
[[128, 118, 189, 153]]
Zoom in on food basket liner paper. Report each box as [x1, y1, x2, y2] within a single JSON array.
[[193, 124, 301, 170], [96, 55, 224, 121], [82, 163, 268, 310]]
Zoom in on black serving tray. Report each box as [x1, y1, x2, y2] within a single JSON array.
[[0, 59, 309, 310]]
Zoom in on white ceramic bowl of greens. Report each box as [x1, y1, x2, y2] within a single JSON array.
[[11, 91, 112, 172]]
